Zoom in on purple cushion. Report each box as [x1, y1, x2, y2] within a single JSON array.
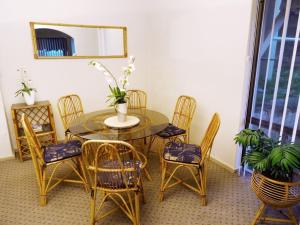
[[163, 142, 201, 164], [157, 123, 186, 138], [97, 160, 141, 189], [43, 140, 82, 163]]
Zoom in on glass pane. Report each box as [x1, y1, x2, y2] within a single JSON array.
[[261, 38, 280, 134], [250, 0, 276, 130], [250, 45, 269, 130], [272, 1, 298, 141], [271, 41, 294, 140], [295, 114, 300, 144], [248, 0, 300, 141], [246, 0, 300, 164], [249, 0, 287, 134], [283, 45, 300, 143]]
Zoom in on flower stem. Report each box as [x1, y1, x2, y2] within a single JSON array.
[[98, 62, 119, 87]]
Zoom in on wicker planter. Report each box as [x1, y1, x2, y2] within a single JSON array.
[[250, 171, 300, 225]]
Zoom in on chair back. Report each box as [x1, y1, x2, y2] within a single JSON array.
[[200, 113, 220, 165], [82, 140, 144, 191], [127, 89, 147, 109], [57, 94, 84, 130], [172, 95, 196, 131], [21, 114, 45, 188]]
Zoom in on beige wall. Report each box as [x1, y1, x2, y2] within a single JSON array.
[[146, 0, 253, 170], [0, 88, 12, 158], [0, 0, 254, 170], [0, 0, 152, 156]]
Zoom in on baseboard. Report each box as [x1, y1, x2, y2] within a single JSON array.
[[0, 156, 15, 161], [210, 157, 237, 174]]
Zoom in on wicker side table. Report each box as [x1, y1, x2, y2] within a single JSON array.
[[11, 101, 57, 161]]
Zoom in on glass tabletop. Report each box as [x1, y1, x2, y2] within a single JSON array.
[[68, 109, 169, 141]]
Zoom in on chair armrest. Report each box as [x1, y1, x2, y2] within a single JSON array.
[[136, 151, 147, 169]]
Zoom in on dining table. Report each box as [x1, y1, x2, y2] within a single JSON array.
[[68, 108, 169, 180], [69, 108, 169, 141]]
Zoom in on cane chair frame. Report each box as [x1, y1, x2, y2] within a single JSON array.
[[160, 113, 220, 206], [82, 140, 147, 225], [126, 89, 151, 180], [127, 90, 147, 109], [148, 95, 196, 158], [127, 89, 152, 181], [57, 94, 84, 131], [251, 172, 300, 225], [171, 95, 197, 143], [21, 114, 88, 206]]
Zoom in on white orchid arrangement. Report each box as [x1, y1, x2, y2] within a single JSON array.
[[90, 56, 135, 106], [15, 68, 37, 97]]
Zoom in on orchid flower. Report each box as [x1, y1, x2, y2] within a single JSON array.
[[89, 56, 136, 106], [89, 60, 118, 87], [15, 68, 36, 97]]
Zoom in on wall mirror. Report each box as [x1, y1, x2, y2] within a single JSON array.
[[30, 22, 127, 59]]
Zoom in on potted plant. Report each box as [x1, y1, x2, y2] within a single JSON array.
[[89, 56, 135, 122], [235, 129, 300, 224], [15, 68, 37, 105]]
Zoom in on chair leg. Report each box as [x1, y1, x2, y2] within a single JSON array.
[[158, 139, 167, 173], [135, 192, 140, 225], [40, 194, 47, 206], [198, 169, 207, 206], [78, 157, 89, 192], [90, 189, 97, 225], [160, 160, 167, 202], [39, 169, 47, 206], [140, 180, 146, 204], [140, 141, 153, 181], [146, 136, 155, 159], [199, 192, 206, 206], [143, 168, 153, 181], [287, 208, 298, 225], [251, 203, 266, 225]]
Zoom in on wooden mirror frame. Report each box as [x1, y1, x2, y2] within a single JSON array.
[[30, 22, 128, 59]]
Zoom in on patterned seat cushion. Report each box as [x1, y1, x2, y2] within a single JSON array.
[[157, 123, 186, 138], [98, 160, 141, 189], [163, 142, 201, 164], [43, 140, 82, 163]]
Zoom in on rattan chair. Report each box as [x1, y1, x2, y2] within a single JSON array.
[[127, 89, 151, 180], [21, 114, 88, 206], [148, 95, 196, 158], [160, 113, 220, 205], [126, 89, 147, 148], [127, 90, 147, 109], [57, 94, 84, 131], [251, 172, 300, 225], [82, 140, 147, 225]]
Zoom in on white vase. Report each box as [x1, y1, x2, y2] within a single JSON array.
[[117, 103, 127, 122], [23, 91, 35, 105]]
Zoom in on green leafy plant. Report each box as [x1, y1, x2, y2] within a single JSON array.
[[15, 82, 36, 97], [235, 128, 300, 181], [107, 85, 127, 106], [15, 68, 36, 97]]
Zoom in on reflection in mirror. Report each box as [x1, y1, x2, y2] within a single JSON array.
[[30, 22, 127, 59]]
